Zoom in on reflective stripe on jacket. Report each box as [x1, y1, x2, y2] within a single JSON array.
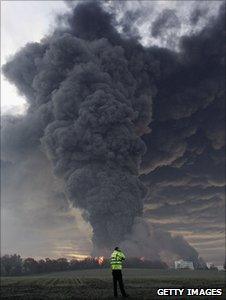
[[110, 250, 125, 270]]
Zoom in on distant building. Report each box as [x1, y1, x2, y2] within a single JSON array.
[[216, 266, 224, 271], [175, 260, 194, 270], [206, 262, 217, 270]]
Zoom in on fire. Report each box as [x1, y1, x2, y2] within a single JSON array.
[[96, 256, 105, 265]]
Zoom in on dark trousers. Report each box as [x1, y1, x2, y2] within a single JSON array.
[[112, 269, 126, 297]]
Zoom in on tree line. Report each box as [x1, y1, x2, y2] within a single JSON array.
[[0, 254, 168, 276]]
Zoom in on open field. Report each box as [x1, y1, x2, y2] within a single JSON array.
[[1, 268, 225, 299]]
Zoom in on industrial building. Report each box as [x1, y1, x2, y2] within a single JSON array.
[[175, 260, 194, 270]]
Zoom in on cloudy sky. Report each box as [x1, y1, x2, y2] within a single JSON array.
[[1, 0, 225, 265]]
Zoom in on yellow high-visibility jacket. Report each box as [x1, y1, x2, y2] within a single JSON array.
[[110, 250, 125, 270]]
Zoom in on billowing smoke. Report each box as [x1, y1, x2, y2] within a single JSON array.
[[2, 1, 151, 254], [2, 1, 225, 264], [120, 218, 203, 267]]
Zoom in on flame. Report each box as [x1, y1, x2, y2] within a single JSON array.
[[96, 256, 105, 265]]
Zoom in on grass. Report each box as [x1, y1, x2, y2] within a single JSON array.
[[1, 268, 225, 299]]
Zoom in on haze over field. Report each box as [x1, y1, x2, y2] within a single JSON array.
[[1, 0, 225, 265]]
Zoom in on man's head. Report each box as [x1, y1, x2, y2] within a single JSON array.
[[115, 247, 120, 251]]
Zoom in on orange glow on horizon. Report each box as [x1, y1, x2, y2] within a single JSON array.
[[68, 253, 90, 260]]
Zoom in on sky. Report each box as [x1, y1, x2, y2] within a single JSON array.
[[1, 0, 225, 265], [1, 1, 70, 115]]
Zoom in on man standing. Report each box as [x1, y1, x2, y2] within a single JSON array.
[[110, 247, 129, 298]]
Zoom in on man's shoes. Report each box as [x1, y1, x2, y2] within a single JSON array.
[[122, 294, 129, 298]]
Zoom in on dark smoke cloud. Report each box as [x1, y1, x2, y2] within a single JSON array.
[[105, 1, 222, 50], [67, 2, 120, 43], [2, 1, 151, 254], [2, 1, 225, 263], [140, 2, 225, 263], [151, 9, 181, 38], [120, 218, 203, 267], [119, 9, 142, 40], [190, 7, 209, 25]]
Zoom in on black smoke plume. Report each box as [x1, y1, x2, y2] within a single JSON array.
[[2, 1, 225, 263], [2, 1, 151, 254]]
